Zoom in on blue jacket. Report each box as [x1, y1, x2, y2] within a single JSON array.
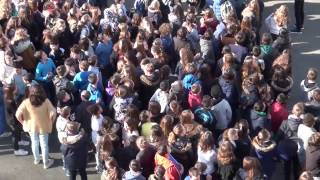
[[213, 0, 223, 21], [87, 83, 102, 103], [72, 71, 91, 91], [35, 58, 56, 82], [95, 41, 113, 67]]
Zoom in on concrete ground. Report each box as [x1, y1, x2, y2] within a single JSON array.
[[1, 0, 319, 179]]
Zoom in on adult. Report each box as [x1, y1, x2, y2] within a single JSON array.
[[16, 84, 56, 169]]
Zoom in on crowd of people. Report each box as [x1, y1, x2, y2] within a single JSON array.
[[0, 0, 319, 180]]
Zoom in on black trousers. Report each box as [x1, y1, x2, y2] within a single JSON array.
[[69, 169, 87, 180], [11, 122, 23, 150], [295, 0, 304, 30], [283, 154, 301, 180]]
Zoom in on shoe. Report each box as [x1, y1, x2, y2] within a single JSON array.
[[43, 159, 54, 169], [18, 140, 30, 146], [14, 149, 28, 156], [34, 159, 41, 165], [65, 169, 70, 177], [290, 28, 302, 33], [0, 132, 12, 138]]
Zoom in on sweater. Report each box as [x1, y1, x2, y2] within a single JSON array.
[[95, 41, 113, 67], [35, 58, 56, 82], [197, 148, 217, 175], [16, 98, 56, 134], [72, 71, 91, 91]]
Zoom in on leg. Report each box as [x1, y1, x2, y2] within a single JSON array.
[[79, 168, 88, 180], [12, 125, 21, 151], [29, 133, 41, 162], [292, 154, 301, 180], [69, 170, 77, 180], [283, 159, 291, 180], [300, 0, 305, 28], [39, 134, 49, 165]]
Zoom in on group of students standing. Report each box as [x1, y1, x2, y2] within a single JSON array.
[[0, 0, 318, 180]]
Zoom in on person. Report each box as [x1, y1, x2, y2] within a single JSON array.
[[197, 131, 217, 175], [15, 84, 56, 169], [300, 68, 318, 101], [270, 93, 289, 133], [101, 157, 124, 180], [154, 145, 184, 180], [148, 165, 166, 180], [305, 133, 320, 179], [299, 171, 315, 180], [136, 136, 157, 177], [122, 159, 146, 180], [291, 0, 305, 33], [234, 156, 266, 180], [216, 140, 239, 180], [61, 121, 89, 180]]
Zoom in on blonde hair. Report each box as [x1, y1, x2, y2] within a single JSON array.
[[13, 28, 29, 42], [275, 5, 289, 27], [149, 0, 160, 10], [217, 141, 235, 165]]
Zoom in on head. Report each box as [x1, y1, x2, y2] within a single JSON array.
[[243, 156, 263, 179], [261, 33, 273, 45], [28, 85, 46, 107], [160, 115, 174, 137], [276, 93, 287, 104], [234, 119, 249, 138], [303, 113, 315, 127], [129, 160, 141, 172], [60, 106, 71, 118], [56, 65, 67, 77], [253, 101, 266, 112], [22, 73, 34, 84], [148, 101, 161, 117], [66, 121, 81, 135], [79, 60, 89, 71], [87, 103, 103, 116], [308, 132, 320, 147], [154, 165, 165, 178], [136, 136, 148, 150], [88, 73, 98, 85], [312, 89, 320, 102], [306, 68, 318, 81], [198, 131, 214, 152], [188, 167, 201, 180], [275, 5, 289, 27], [256, 129, 271, 145], [80, 90, 91, 101], [299, 171, 314, 180], [217, 141, 235, 165], [191, 83, 201, 95], [180, 110, 195, 124], [292, 102, 304, 117]]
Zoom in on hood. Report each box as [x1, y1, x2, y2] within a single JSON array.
[[271, 76, 293, 92], [287, 114, 302, 132], [302, 79, 318, 92], [260, 45, 273, 55], [252, 137, 276, 152], [250, 110, 267, 121]]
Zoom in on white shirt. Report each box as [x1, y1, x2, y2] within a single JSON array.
[[91, 114, 103, 132], [297, 124, 316, 150], [197, 148, 217, 175]]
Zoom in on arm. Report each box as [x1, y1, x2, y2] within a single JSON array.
[[46, 99, 57, 123], [15, 100, 26, 124], [35, 64, 47, 81]]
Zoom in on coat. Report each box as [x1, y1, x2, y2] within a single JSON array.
[[251, 137, 277, 178], [15, 98, 56, 134], [270, 102, 288, 132], [154, 153, 183, 180], [249, 110, 270, 136], [61, 135, 89, 170], [216, 160, 240, 180], [305, 145, 320, 177]]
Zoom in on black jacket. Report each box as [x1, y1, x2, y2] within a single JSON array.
[[61, 135, 89, 170]]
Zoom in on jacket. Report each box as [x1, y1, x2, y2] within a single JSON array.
[[270, 102, 288, 132], [61, 135, 89, 170], [15, 98, 56, 134], [305, 145, 320, 177], [275, 115, 302, 142], [211, 99, 232, 130], [122, 170, 146, 180], [154, 153, 183, 180], [300, 79, 319, 101], [136, 147, 157, 178], [234, 168, 267, 180], [217, 160, 240, 180], [35, 58, 56, 82], [75, 101, 94, 133], [249, 110, 270, 136], [251, 137, 277, 178]]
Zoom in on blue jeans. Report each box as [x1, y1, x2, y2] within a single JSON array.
[[29, 133, 49, 165]]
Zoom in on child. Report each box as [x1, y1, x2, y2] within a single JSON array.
[[148, 165, 166, 180], [56, 90, 75, 114], [113, 85, 134, 123], [48, 38, 65, 66], [122, 117, 140, 147], [105, 74, 121, 105], [6, 62, 28, 104], [56, 106, 84, 175], [53, 65, 75, 95], [123, 160, 146, 180], [3, 84, 29, 156], [300, 68, 318, 101], [72, 60, 91, 91], [88, 56, 103, 90], [194, 95, 216, 132], [270, 93, 289, 133], [188, 83, 202, 110], [60, 121, 88, 180], [87, 103, 104, 172], [251, 46, 266, 72], [34, 50, 56, 102], [22, 73, 38, 98], [150, 80, 170, 113], [87, 73, 102, 103], [229, 32, 248, 64]]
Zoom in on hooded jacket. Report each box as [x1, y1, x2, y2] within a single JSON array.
[[271, 76, 293, 95], [300, 79, 319, 101], [123, 170, 146, 180], [249, 110, 270, 136], [251, 137, 277, 178]]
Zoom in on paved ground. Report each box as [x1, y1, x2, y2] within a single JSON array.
[[0, 0, 319, 180]]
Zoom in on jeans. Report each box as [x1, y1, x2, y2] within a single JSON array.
[[69, 169, 87, 180], [29, 133, 49, 165], [295, 0, 304, 30]]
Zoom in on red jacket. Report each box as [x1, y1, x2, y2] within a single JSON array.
[[154, 153, 182, 180], [270, 102, 289, 132]]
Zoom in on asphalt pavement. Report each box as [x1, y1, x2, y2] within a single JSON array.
[[0, 0, 320, 180]]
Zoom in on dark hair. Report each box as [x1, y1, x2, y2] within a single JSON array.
[[261, 33, 273, 45], [303, 113, 315, 127], [88, 73, 98, 84], [252, 46, 261, 57], [87, 103, 102, 115], [56, 65, 67, 76], [23, 73, 34, 82], [157, 145, 168, 156], [148, 101, 161, 116], [159, 80, 170, 91], [129, 159, 141, 172], [29, 84, 47, 107], [202, 95, 212, 108], [254, 101, 266, 112]]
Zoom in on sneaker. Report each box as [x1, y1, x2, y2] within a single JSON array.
[[18, 140, 30, 146], [290, 28, 302, 33], [0, 132, 12, 138], [65, 169, 71, 177], [43, 159, 54, 169], [14, 149, 28, 156], [34, 159, 41, 165]]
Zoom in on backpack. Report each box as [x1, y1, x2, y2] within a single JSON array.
[[194, 107, 216, 129], [53, 77, 74, 94], [220, 0, 235, 21]]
